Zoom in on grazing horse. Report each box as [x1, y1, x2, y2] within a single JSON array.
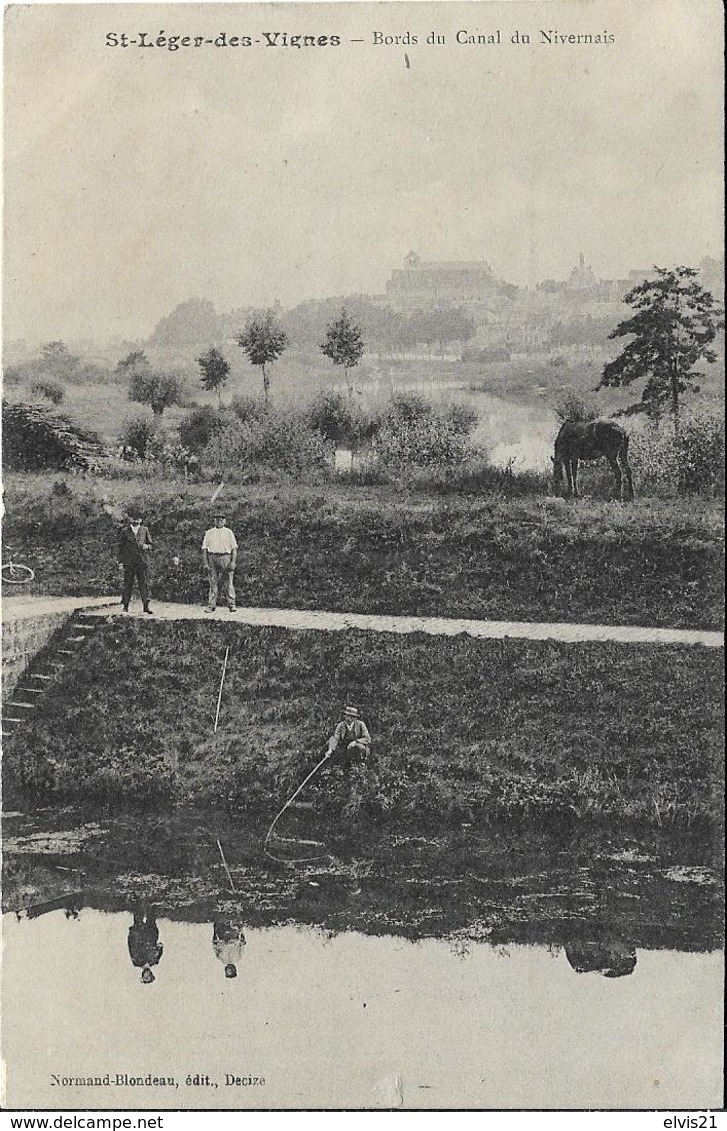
[[553, 420, 634, 501]]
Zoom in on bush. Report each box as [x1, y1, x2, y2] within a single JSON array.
[[630, 408, 725, 497], [120, 413, 158, 460], [229, 394, 268, 425], [375, 416, 471, 471], [179, 405, 222, 453], [412, 452, 550, 496], [30, 378, 65, 404], [674, 408, 725, 494], [384, 392, 433, 425], [442, 402, 479, 436], [307, 391, 369, 448], [202, 408, 330, 480], [2, 365, 23, 386], [147, 434, 193, 472], [368, 395, 478, 473], [551, 389, 598, 423]]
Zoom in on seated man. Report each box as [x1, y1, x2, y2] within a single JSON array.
[[325, 706, 371, 767]]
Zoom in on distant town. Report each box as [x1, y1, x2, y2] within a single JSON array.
[[4, 251, 724, 371]]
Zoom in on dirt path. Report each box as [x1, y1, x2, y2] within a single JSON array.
[[3, 595, 721, 646], [72, 598, 723, 648]]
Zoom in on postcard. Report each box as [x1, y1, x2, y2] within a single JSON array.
[[2, 0, 724, 1114]]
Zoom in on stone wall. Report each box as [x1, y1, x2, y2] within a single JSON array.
[[2, 610, 71, 703]]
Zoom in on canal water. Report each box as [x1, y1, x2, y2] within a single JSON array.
[[2, 808, 723, 1109]]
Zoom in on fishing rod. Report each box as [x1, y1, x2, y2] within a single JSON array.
[[213, 647, 230, 734], [216, 837, 238, 893], [263, 752, 332, 865]]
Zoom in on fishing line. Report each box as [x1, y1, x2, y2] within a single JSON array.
[[264, 753, 332, 864]]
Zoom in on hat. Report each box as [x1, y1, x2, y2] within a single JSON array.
[[213, 510, 226, 518], [343, 706, 359, 717]]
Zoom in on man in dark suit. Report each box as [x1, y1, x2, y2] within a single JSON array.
[[119, 509, 153, 613], [128, 909, 163, 984]]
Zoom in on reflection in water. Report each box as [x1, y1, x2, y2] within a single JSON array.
[[564, 940, 638, 979], [16, 892, 83, 922], [2, 807, 722, 956], [2, 909, 723, 1110], [212, 919, 246, 979], [1, 802, 722, 1108], [128, 910, 164, 984]]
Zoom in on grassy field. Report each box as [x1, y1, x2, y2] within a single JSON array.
[[2, 474, 723, 629], [3, 620, 723, 833]]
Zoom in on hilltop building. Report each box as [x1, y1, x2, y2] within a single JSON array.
[[566, 252, 599, 291], [384, 251, 501, 310]]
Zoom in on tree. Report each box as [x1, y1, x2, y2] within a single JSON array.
[[116, 350, 149, 374], [42, 341, 72, 363], [599, 266, 724, 430], [128, 370, 186, 416], [40, 341, 79, 377], [320, 309, 365, 398], [406, 309, 438, 356], [427, 307, 477, 358], [236, 309, 288, 406], [198, 347, 230, 408]]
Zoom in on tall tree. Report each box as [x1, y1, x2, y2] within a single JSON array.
[[236, 309, 288, 406], [198, 346, 230, 408], [599, 266, 724, 430], [320, 308, 365, 398]]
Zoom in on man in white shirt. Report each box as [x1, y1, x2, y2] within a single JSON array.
[[212, 920, 246, 979], [202, 512, 238, 612]]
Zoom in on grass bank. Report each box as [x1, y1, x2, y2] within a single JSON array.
[[4, 621, 723, 831], [2, 475, 724, 629]]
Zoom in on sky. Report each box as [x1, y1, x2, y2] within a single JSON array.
[[3, 0, 724, 344]]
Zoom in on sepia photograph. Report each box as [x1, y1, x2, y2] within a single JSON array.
[[1, 0, 724, 1114]]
